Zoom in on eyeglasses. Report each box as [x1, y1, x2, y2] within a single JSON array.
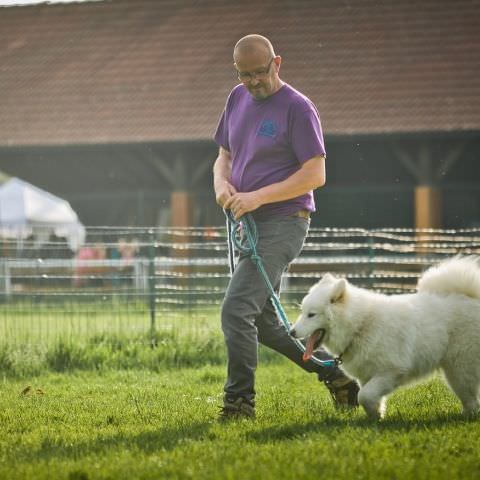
[[236, 57, 275, 82]]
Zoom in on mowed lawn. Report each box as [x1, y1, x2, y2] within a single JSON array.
[[1, 361, 479, 480]]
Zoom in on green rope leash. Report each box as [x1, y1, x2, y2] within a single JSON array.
[[224, 209, 336, 368]]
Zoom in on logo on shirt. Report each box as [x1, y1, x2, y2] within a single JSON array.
[[258, 120, 278, 139]]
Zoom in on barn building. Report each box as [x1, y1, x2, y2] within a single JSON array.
[[0, 0, 479, 229]]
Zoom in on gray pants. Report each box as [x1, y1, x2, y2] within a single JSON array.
[[221, 215, 342, 402]]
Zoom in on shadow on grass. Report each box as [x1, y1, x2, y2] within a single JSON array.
[[247, 411, 472, 443], [19, 421, 214, 463]]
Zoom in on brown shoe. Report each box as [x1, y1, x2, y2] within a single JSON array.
[[324, 376, 359, 409], [218, 396, 256, 421]]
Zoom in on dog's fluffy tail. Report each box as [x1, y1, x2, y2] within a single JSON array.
[[417, 255, 480, 299]]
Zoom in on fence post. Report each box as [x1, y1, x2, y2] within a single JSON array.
[[367, 230, 375, 289], [0, 259, 11, 301], [148, 229, 156, 347]]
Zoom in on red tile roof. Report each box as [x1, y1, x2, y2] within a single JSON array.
[[0, 0, 479, 146]]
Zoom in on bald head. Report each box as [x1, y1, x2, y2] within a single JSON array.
[[233, 34, 275, 62], [233, 34, 283, 100]]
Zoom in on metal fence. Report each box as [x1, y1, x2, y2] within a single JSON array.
[[1, 225, 480, 345]]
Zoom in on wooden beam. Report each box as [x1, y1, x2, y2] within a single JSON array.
[[173, 153, 187, 189], [145, 151, 176, 187], [391, 142, 421, 182], [435, 141, 467, 182], [417, 142, 433, 184], [190, 156, 213, 187]]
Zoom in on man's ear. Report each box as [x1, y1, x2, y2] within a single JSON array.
[[330, 278, 346, 303], [274, 55, 282, 70]]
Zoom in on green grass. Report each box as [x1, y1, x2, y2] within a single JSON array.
[[1, 305, 479, 479], [0, 304, 283, 377], [0, 362, 479, 480], [0, 299, 201, 345]]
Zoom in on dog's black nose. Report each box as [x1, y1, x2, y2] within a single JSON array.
[[290, 328, 296, 338]]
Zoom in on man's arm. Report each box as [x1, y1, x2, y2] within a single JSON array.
[[213, 146, 237, 207], [223, 155, 325, 220]]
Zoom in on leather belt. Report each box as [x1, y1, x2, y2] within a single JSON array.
[[292, 209, 310, 219]]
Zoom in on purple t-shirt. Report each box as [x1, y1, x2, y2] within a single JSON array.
[[214, 83, 326, 218]]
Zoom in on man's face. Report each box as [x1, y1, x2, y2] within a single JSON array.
[[234, 50, 279, 100]]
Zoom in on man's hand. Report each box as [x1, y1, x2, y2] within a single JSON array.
[[215, 180, 237, 208], [213, 147, 237, 208], [223, 191, 262, 220]]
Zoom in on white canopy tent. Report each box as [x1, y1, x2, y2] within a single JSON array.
[[0, 177, 85, 251]]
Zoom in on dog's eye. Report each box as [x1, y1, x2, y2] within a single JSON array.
[[307, 313, 316, 318]]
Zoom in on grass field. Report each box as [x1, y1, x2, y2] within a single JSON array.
[[1, 362, 479, 480], [0, 304, 279, 376], [1, 306, 479, 479]]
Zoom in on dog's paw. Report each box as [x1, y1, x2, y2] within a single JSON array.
[[361, 398, 386, 421]]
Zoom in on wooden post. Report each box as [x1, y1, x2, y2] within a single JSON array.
[[415, 185, 441, 255], [171, 191, 192, 227], [415, 185, 441, 229], [170, 191, 192, 291]]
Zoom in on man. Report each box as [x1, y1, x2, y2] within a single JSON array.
[[213, 34, 358, 419]]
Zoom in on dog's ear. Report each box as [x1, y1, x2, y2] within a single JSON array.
[[321, 272, 334, 283], [330, 278, 346, 303]]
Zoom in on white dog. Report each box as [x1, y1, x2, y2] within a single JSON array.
[[291, 256, 480, 419]]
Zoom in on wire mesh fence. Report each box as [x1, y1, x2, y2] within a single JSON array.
[[1, 225, 480, 346]]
